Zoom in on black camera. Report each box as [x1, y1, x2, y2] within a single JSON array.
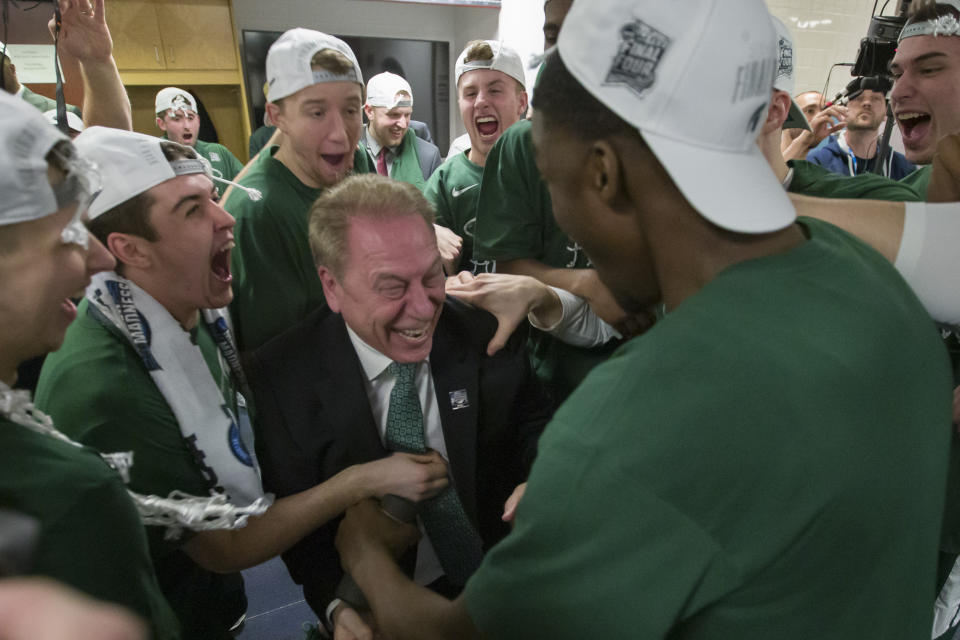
[[852, 0, 913, 77]]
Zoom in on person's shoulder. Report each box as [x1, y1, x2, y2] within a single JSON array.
[[249, 305, 339, 373], [224, 151, 278, 212], [436, 297, 526, 359], [39, 305, 133, 384], [0, 421, 121, 498], [203, 140, 240, 159], [806, 136, 840, 160], [36, 303, 159, 423], [414, 135, 441, 157], [497, 119, 532, 148]]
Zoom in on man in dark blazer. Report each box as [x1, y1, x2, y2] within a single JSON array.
[[246, 174, 551, 639]]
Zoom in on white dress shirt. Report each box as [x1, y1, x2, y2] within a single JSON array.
[[529, 287, 621, 347], [345, 325, 447, 586]]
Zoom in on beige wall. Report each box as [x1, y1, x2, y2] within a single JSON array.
[[230, 0, 500, 146], [767, 0, 876, 98]]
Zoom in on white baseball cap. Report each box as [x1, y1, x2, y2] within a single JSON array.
[[557, 0, 795, 235], [75, 127, 210, 220], [771, 15, 811, 132], [155, 87, 197, 116], [266, 28, 363, 102], [43, 109, 85, 134], [455, 40, 526, 88], [366, 72, 413, 109], [900, 0, 960, 40], [0, 91, 71, 226]]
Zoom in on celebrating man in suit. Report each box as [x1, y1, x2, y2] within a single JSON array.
[[246, 173, 551, 639]]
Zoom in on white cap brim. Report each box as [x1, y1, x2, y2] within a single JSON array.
[[76, 127, 205, 219], [642, 128, 796, 234]]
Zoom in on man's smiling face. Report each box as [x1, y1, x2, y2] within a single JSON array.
[[890, 33, 960, 164]]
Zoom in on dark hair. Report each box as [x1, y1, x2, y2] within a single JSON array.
[[907, 0, 960, 24], [88, 141, 197, 272], [532, 50, 638, 142]]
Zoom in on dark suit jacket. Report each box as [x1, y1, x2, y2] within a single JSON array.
[[246, 298, 551, 617], [413, 135, 442, 181]]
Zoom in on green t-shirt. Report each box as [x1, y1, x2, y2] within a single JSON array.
[[0, 417, 179, 640], [225, 145, 371, 351], [466, 218, 952, 639], [424, 150, 489, 273], [474, 120, 583, 267], [788, 159, 923, 201], [473, 118, 618, 400], [248, 125, 276, 159], [901, 164, 932, 196], [194, 140, 244, 197], [20, 86, 82, 117], [35, 301, 245, 640]]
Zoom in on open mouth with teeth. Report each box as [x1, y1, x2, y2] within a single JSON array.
[[897, 112, 932, 145], [395, 327, 428, 342], [476, 116, 499, 138], [211, 242, 234, 283]]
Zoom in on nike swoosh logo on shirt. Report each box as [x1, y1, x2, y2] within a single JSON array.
[[451, 184, 479, 198]]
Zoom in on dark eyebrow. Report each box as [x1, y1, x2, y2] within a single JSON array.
[[172, 193, 202, 213], [891, 51, 948, 72]]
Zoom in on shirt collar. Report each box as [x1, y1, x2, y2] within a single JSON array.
[[364, 126, 400, 157], [345, 324, 428, 381]]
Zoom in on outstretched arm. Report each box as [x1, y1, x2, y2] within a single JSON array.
[[335, 499, 482, 640], [50, 0, 131, 130], [183, 451, 449, 572]]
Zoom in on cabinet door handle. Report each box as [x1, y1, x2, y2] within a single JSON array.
[[168, 46, 175, 63], [154, 45, 161, 63]]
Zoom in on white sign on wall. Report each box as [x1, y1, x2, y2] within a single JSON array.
[[4, 45, 62, 84]]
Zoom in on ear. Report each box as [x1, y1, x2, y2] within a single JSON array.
[[106, 232, 152, 271], [587, 140, 626, 209], [763, 91, 791, 135], [317, 266, 343, 313], [265, 101, 282, 129], [516, 90, 529, 119], [156, 116, 167, 131], [363, 104, 375, 121]]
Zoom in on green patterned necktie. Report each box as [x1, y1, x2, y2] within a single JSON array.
[[384, 361, 484, 585]]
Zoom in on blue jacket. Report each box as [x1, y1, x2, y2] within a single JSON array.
[[807, 133, 915, 180]]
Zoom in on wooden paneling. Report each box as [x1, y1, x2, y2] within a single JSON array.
[[106, 0, 166, 70], [155, 0, 238, 70]]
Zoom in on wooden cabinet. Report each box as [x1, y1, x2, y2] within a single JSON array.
[[107, 0, 166, 70], [107, 0, 237, 72], [106, 0, 251, 161]]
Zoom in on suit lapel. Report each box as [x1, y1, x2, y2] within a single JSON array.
[[314, 315, 386, 463], [430, 314, 481, 526]]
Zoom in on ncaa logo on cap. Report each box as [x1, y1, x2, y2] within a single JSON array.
[[777, 37, 793, 82], [605, 20, 671, 97]]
